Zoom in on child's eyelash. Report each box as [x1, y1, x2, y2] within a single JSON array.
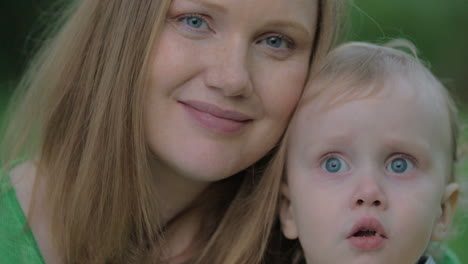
[[388, 153, 418, 167], [318, 153, 342, 164]]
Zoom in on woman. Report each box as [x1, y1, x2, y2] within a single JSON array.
[[0, 0, 343, 263]]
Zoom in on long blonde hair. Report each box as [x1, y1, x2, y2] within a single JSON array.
[[0, 0, 345, 263]]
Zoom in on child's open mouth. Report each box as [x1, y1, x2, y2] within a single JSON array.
[[347, 217, 388, 250], [353, 229, 378, 237]]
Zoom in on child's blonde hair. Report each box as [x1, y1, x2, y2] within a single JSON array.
[[269, 40, 465, 264], [0, 0, 345, 263], [301, 40, 459, 182]]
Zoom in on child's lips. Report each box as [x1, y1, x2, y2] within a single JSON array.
[[347, 217, 388, 250], [347, 217, 387, 238]]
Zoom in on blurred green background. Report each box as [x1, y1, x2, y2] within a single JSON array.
[[0, 0, 467, 262]]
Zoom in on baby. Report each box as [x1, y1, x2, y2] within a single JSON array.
[[278, 41, 461, 264]]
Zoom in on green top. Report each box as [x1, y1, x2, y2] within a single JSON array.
[[0, 171, 462, 264], [0, 172, 45, 264]]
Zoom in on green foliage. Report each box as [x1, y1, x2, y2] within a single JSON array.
[[346, 0, 468, 104]]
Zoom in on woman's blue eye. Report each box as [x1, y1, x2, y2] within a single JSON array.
[[266, 36, 285, 48], [261, 36, 292, 49], [321, 157, 349, 173], [386, 157, 414, 174], [183, 15, 208, 29]]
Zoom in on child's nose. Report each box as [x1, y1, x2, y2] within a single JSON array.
[[351, 174, 388, 210], [356, 198, 382, 207]]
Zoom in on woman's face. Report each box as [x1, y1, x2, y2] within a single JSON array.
[[145, 0, 318, 182]]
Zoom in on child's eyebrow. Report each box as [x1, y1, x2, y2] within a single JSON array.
[[315, 132, 431, 157], [381, 138, 431, 161], [308, 134, 353, 147], [298, 134, 353, 155]]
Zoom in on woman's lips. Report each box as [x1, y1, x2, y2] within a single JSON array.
[[180, 100, 252, 134], [347, 217, 388, 251]]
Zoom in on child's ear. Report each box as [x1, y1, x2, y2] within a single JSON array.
[[431, 183, 459, 241], [279, 182, 298, 240]]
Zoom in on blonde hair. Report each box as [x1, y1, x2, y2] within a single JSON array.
[[0, 0, 345, 263], [270, 40, 463, 263]]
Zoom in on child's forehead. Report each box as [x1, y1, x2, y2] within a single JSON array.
[[300, 41, 449, 115], [288, 77, 454, 177], [299, 73, 444, 116], [290, 76, 452, 149]]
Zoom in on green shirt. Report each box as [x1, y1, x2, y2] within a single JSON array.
[[0, 173, 45, 264]]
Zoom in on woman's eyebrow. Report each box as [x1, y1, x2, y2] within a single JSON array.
[[264, 20, 312, 40], [183, 0, 227, 14]]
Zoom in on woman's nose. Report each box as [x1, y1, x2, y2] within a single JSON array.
[[203, 39, 253, 98]]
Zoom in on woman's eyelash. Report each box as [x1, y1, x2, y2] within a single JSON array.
[[274, 34, 296, 48], [176, 13, 206, 21], [171, 13, 211, 30], [170, 14, 297, 53], [261, 33, 296, 49]]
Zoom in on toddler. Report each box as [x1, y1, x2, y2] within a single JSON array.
[[278, 41, 461, 264]]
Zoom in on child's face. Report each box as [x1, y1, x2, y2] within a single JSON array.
[[280, 79, 459, 264]]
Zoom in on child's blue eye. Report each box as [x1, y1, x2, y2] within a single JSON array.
[[386, 157, 414, 174], [182, 15, 208, 29], [321, 157, 349, 173]]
